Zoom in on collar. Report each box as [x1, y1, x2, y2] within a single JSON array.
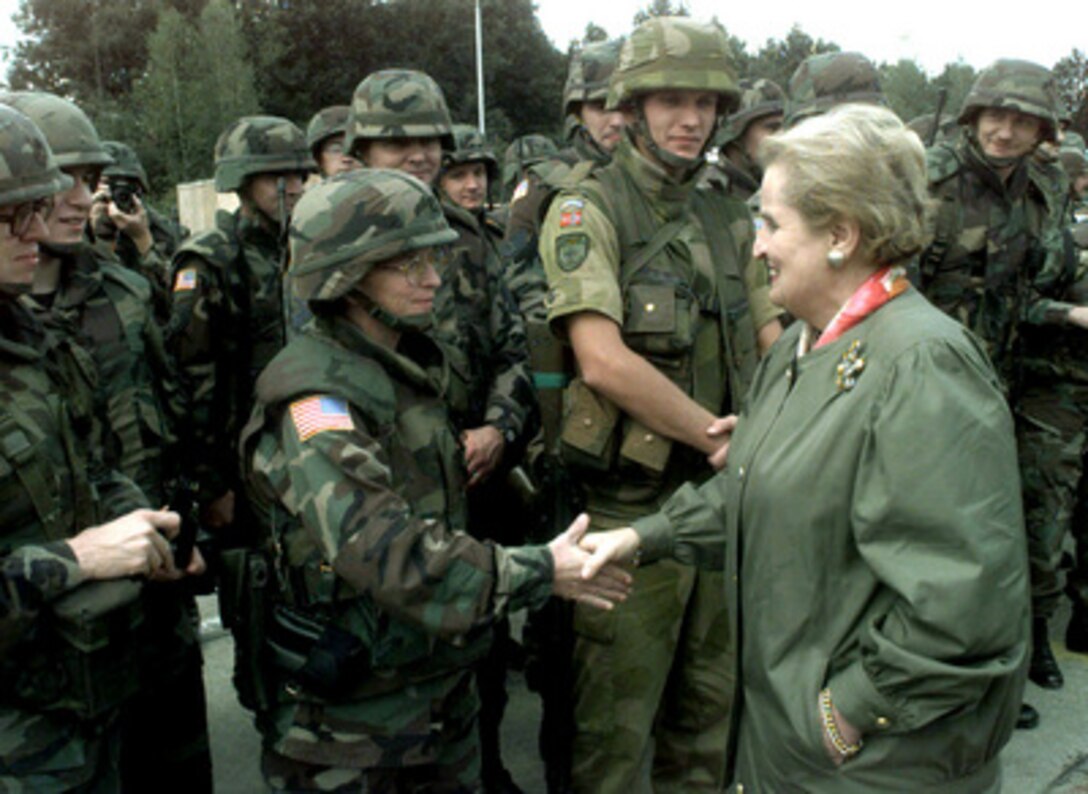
[[614, 135, 701, 213]]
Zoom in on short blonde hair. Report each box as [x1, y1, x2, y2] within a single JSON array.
[[759, 103, 932, 267]]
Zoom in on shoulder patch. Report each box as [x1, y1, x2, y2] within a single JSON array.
[[558, 198, 585, 229], [556, 233, 590, 272], [289, 395, 354, 441], [173, 267, 198, 292]]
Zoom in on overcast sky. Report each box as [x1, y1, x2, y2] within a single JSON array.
[[0, 0, 1083, 80], [534, 0, 1084, 75]]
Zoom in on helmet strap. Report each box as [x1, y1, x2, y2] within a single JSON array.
[[349, 287, 434, 334]]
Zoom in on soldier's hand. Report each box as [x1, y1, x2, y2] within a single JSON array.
[[549, 513, 632, 610], [68, 508, 181, 580], [462, 425, 505, 487], [706, 414, 738, 471], [202, 490, 235, 528], [108, 194, 154, 255], [1068, 305, 1088, 330]]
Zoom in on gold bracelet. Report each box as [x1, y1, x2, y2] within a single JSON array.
[[819, 688, 862, 757]]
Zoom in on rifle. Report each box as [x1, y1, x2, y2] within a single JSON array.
[[168, 476, 200, 571], [929, 88, 949, 148]]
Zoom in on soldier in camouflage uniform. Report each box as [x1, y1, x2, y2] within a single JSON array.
[[501, 134, 559, 204], [915, 59, 1088, 729], [784, 51, 886, 128], [539, 18, 773, 792], [89, 140, 188, 324], [1066, 222, 1088, 653], [240, 167, 628, 793], [346, 68, 538, 794], [0, 90, 213, 792], [168, 115, 314, 537], [503, 39, 625, 325], [305, 105, 361, 179], [713, 78, 785, 201], [0, 101, 192, 792], [440, 124, 501, 213]]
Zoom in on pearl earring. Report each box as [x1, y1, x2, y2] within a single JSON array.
[[827, 250, 845, 269]]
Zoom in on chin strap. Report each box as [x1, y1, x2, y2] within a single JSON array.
[[350, 288, 434, 333]]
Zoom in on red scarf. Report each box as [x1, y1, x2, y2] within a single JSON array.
[[814, 266, 909, 349]]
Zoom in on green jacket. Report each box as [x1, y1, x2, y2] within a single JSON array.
[[242, 315, 553, 769], [635, 290, 1028, 792]]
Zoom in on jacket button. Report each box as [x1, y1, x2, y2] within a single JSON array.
[[738, 466, 746, 480], [876, 716, 890, 729], [643, 434, 654, 443], [583, 418, 593, 427], [645, 303, 656, 312]]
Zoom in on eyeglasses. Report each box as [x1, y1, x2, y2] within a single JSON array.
[[0, 197, 54, 238], [379, 249, 444, 286]]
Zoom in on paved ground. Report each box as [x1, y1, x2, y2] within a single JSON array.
[[199, 598, 1088, 793]]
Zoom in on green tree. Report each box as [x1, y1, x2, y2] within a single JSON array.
[[583, 22, 609, 43], [931, 61, 977, 124], [880, 59, 935, 123], [633, 0, 690, 25], [1053, 48, 1088, 132]]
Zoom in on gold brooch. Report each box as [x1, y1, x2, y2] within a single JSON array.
[[835, 340, 865, 392]]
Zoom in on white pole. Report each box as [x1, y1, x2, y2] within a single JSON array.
[[475, 0, 486, 134]]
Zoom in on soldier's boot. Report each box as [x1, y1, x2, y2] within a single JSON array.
[[1028, 617, 1064, 689], [1016, 703, 1040, 731], [1066, 604, 1088, 654]]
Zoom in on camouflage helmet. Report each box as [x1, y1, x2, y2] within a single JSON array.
[[213, 115, 315, 193], [1060, 146, 1088, 181], [0, 91, 112, 169], [606, 17, 739, 113], [305, 105, 351, 159], [564, 38, 624, 117], [441, 124, 499, 183], [289, 168, 457, 303], [345, 69, 455, 157], [785, 52, 885, 127], [501, 134, 558, 189], [0, 104, 73, 207], [716, 78, 786, 148], [101, 141, 149, 192], [958, 59, 1060, 142]]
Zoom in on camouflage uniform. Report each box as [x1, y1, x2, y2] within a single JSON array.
[[539, 19, 760, 793], [348, 69, 537, 794], [0, 103, 148, 792], [241, 170, 555, 792], [305, 105, 352, 179], [1068, 223, 1088, 648], [168, 116, 313, 516], [0, 90, 213, 792], [784, 51, 886, 128], [501, 134, 559, 205], [713, 78, 785, 201], [91, 140, 188, 324], [915, 60, 1077, 694]]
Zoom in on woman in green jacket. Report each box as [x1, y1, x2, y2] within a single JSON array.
[[581, 104, 1029, 792]]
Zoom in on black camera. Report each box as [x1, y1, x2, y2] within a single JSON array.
[[107, 176, 140, 214]]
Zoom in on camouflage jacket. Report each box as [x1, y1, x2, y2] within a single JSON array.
[[501, 127, 612, 325], [0, 300, 146, 786], [540, 137, 761, 522], [24, 243, 177, 505], [918, 131, 1072, 388], [242, 314, 553, 768], [168, 208, 287, 505], [434, 200, 537, 453], [714, 146, 761, 202]]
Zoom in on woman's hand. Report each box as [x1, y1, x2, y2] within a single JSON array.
[[549, 514, 633, 610], [579, 525, 641, 579], [68, 508, 181, 580], [818, 691, 863, 766]]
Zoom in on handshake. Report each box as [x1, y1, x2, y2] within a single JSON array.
[[547, 514, 643, 610]]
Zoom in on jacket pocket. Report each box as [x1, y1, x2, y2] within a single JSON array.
[[624, 282, 696, 359], [559, 378, 619, 472]]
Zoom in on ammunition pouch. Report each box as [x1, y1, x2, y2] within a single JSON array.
[[267, 604, 369, 701], [3, 579, 144, 721]]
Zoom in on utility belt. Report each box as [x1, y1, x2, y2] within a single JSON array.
[[1, 578, 144, 721]]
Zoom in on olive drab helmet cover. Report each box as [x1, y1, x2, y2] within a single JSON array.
[[958, 59, 1060, 142], [605, 17, 740, 113], [0, 91, 112, 170], [441, 124, 499, 183], [564, 38, 625, 118], [289, 168, 457, 303], [102, 141, 149, 192], [0, 104, 72, 207], [344, 69, 455, 157], [501, 134, 559, 190], [213, 115, 315, 193], [305, 105, 352, 159], [717, 78, 786, 148], [784, 52, 885, 127]]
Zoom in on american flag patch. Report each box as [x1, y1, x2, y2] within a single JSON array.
[[289, 396, 354, 441], [511, 179, 530, 203], [173, 267, 198, 292]]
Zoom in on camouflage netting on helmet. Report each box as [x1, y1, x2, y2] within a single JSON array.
[[442, 124, 498, 181], [785, 52, 885, 127], [958, 59, 1060, 142], [0, 91, 112, 170], [716, 78, 785, 148], [306, 105, 352, 157], [606, 17, 739, 113], [102, 141, 149, 191], [345, 70, 455, 156], [289, 168, 457, 303], [0, 104, 72, 206], [564, 38, 625, 117], [213, 115, 315, 192]]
